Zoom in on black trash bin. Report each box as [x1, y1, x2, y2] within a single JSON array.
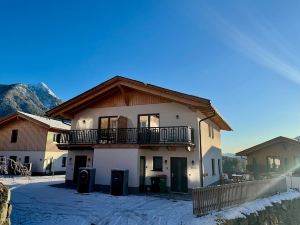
[[111, 169, 129, 196], [150, 177, 160, 192], [77, 167, 96, 193]]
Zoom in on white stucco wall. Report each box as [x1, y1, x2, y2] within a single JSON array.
[[93, 148, 139, 188], [0, 151, 46, 173], [202, 147, 222, 186], [44, 151, 68, 173]]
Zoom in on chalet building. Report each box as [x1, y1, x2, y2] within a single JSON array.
[[47, 76, 232, 193], [0, 111, 70, 175], [236, 136, 300, 178]]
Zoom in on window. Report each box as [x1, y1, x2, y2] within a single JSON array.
[[11, 129, 18, 143], [99, 116, 118, 129], [138, 114, 160, 128], [208, 125, 214, 139], [62, 157, 66, 167], [267, 157, 281, 172], [10, 156, 17, 162], [211, 159, 216, 176], [218, 159, 221, 175], [24, 156, 30, 164], [153, 156, 163, 171]]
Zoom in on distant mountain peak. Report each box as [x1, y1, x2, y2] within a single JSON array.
[[0, 82, 62, 117], [29, 82, 59, 99]]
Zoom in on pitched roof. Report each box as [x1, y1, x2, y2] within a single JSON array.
[[46, 76, 232, 131], [0, 111, 70, 131], [236, 136, 300, 156]]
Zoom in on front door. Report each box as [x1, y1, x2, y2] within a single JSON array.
[[73, 156, 87, 184], [171, 157, 188, 193], [139, 156, 146, 192]]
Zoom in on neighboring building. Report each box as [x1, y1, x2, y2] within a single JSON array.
[[47, 76, 232, 193], [236, 136, 300, 177], [0, 111, 70, 175]]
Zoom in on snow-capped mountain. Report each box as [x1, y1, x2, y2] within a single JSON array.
[[0, 82, 62, 117], [28, 82, 61, 109]]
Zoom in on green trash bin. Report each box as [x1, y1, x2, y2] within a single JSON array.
[[158, 175, 167, 193]]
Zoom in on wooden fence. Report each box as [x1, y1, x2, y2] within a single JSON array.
[[192, 177, 287, 216]]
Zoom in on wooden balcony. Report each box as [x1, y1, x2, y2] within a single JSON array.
[[56, 126, 194, 149]]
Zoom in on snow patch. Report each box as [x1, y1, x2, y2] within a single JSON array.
[[1, 176, 300, 225]]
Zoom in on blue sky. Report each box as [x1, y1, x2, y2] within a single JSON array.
[[1, 1, 300, 153]]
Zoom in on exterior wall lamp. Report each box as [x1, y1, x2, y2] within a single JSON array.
[[191, 160, 195, 166]]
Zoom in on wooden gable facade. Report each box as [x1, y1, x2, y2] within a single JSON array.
[[47, 76, 232, 131]]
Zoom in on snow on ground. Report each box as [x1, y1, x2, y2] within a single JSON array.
[[217, 189, 300, 221], [0, 176, 299, 225]]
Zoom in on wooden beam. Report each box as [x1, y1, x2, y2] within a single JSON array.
[[118, 85, 130, 106]]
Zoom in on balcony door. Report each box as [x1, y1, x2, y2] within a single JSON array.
[[138, 114, 159, 144], [99, 116, 118, 143]]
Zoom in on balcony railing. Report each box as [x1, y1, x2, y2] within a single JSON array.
[[57, 126, 194, 145]]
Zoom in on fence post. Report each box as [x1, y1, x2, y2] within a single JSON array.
[[217, 186, 222, 211]]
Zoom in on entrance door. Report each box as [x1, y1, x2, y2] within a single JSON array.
[[73, 156, 87, 184], [139, 156, 146, 192], [171, 157, 188, 193]]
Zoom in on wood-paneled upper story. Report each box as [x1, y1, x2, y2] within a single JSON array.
[[0, 119, 48, 151], [0, 111, 70, 152]]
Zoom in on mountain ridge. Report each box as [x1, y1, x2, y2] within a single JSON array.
[[0, 82, 62, 117]]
